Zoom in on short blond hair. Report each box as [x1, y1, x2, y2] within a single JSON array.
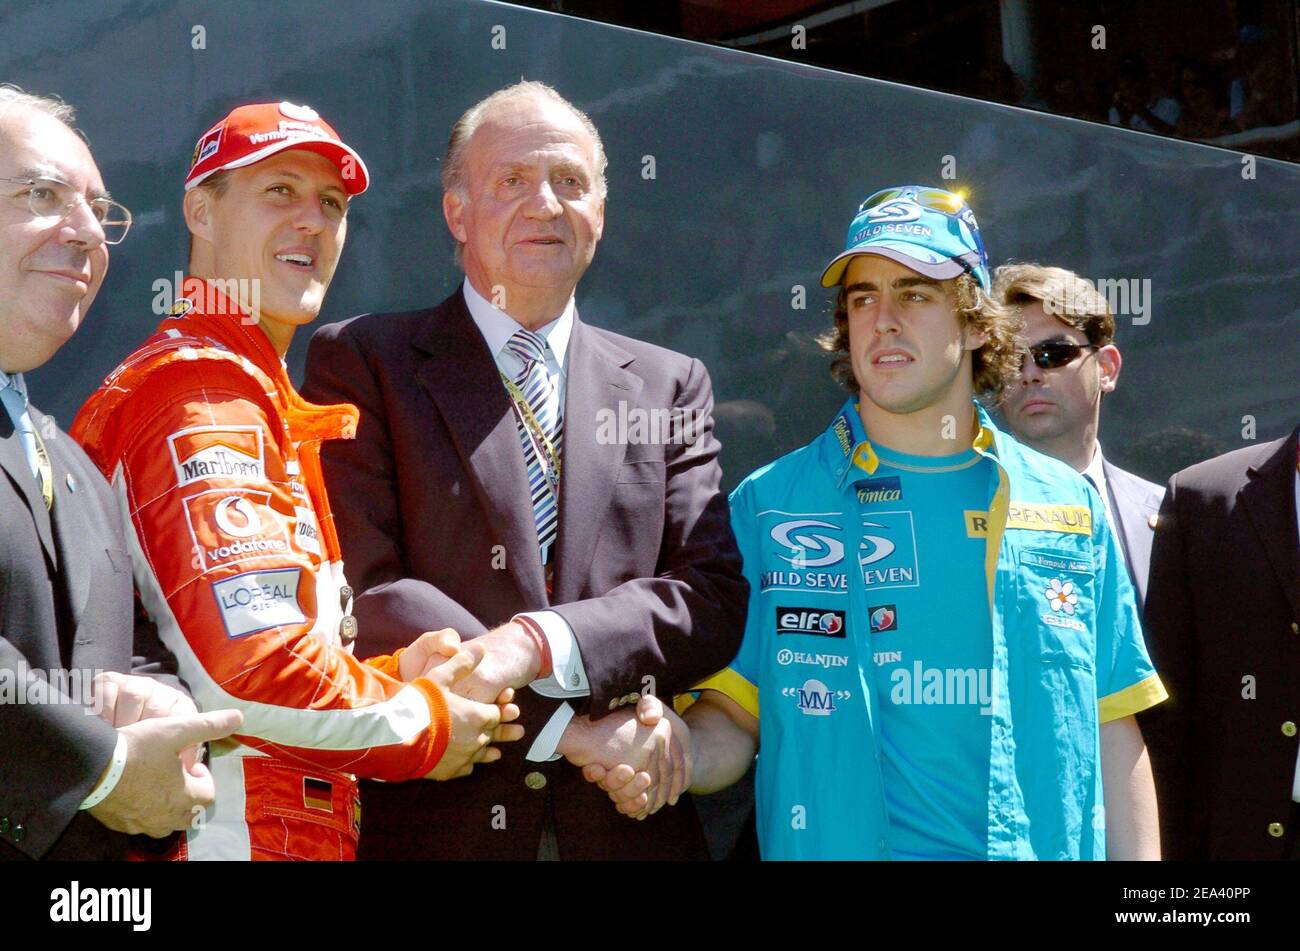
[[992, 263, 1115, 346], [817, 272, 1024, 401]]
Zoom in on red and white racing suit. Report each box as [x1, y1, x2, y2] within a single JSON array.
[[72, 278, 450, 860]]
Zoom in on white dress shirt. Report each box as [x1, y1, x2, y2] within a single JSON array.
[[462, 279, 590, 761], [1083, 443, 1129, 575]]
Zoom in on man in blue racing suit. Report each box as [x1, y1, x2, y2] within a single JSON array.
[[587, 185, 1167, 860]]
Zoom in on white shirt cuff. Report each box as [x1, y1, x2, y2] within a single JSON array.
[[79, 732, 128, 811], [518, 610, 589, 698], [525, 702, 574, 762]]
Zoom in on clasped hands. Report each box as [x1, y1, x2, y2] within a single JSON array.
[[402, 624, 691, 817]]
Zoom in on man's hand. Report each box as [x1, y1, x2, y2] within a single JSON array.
[[445, 622, 542, 704], [91, 671, 197, 726], [88, 709, 244, 838], [423, 643, 525, 780], [566, 694, 692, 819], [398, 628, 462, 682], [90, 671, 207, 773]]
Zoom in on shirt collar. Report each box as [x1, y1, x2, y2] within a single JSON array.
[[1082, 443, 1107, 492], [462, 277, 574, 369], [0, 367, 27, 406], [826, 397, 998, 487]]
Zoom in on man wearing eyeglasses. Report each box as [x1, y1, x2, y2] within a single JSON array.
[[588, 186, 1166, 860], [70, 101, 519, 861], [1, 87, 247, 861], [995, 265, 1164, 609]]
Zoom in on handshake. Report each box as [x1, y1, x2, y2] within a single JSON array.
[[402, 623, 692, 819]]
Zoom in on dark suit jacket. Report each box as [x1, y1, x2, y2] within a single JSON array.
[[302, 288, 748, 860], [0, 403, 136, 860], [1137, 428, 1300, 860], [1102, 459, 1164, 610]]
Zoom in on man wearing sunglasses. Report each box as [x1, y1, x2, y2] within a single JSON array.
[[588, 185, 1166, 860], [996, 265, 1164, 609]]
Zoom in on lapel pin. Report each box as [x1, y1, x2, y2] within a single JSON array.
[[66, 473, 77, 492], [1147, 514, 1158, 529]]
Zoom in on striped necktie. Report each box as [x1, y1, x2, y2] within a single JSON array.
[[0, 378, 53, 510], [505, 329, 563, 563]]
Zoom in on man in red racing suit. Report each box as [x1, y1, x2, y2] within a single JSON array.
[[71, 102, 516, 860]]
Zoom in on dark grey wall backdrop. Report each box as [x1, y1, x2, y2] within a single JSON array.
[[3, 0, 1297, 491]]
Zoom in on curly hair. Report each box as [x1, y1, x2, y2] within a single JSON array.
[[816, 272, 1024, 401]]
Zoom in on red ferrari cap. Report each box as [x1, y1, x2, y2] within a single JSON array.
[[184, 100, 369, 195]]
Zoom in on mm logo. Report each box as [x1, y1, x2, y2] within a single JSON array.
[[781, 679, 851, 716], [776, 607, 846, 638]]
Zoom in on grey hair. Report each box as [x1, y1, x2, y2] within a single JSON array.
[[442, 80, 608, 201], [0, 84, 76, 127]]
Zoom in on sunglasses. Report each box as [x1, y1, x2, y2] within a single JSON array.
[[1021, 340, 1098, 370], [859, 186, 968, 216]]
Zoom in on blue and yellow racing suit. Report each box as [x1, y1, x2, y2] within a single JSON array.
[[699, 400, 1167, 860]]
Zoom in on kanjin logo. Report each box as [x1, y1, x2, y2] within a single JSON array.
[[770, 519, 844, 568]]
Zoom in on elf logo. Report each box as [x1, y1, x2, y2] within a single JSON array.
[[776, 607, 846, 638]]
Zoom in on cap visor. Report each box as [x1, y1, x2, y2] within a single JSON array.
[[820, 245, 967, 288], [188, 136, 370, 195]]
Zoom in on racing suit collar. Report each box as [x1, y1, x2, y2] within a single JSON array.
[[827, 397, 999, 488], [163, 276, 286, 381]]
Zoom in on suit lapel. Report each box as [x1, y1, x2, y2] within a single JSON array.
[[1102, 460, 1148, 603], [0, 403, 57, 569], [37, 414, 95, 661], [413, 291, 548, 607], [1238, 430, 1300, 623], [552, 316, 640, 605]]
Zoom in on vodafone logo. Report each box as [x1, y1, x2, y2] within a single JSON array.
[[214, 496, 263, 538]]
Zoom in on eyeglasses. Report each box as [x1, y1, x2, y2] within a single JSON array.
[[1021, 340, 1098, 371], [0, 176, 133, 244]]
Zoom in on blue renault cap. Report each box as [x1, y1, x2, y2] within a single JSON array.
[[819, 185, 991, 291]]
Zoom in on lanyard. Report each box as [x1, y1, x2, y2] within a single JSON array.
[[499, 370, 562, 494], [32, 426, 53, 510]]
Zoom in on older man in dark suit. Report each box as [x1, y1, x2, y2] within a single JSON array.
[[996, 263, 1163, 607], [303, 81, 746, 860], [0, 88, 241, 861], [1138, 427, 1300, 859]]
